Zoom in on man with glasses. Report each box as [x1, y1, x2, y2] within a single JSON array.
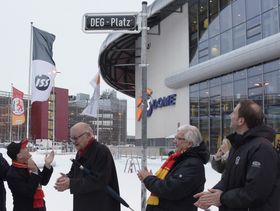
[[137, 124, 209, 211], [54, 122, 120, 211]]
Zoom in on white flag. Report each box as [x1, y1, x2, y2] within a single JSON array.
[[82, 73, 100, 117], [31, 27, 56, 104]]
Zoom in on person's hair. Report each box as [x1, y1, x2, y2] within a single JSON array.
[[71, 122, 94, 136], [238, 99, 264, 128], [178, 124, 202, 147]]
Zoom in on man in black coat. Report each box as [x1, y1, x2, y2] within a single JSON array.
[[55, 122, 120, 211], [194, 99, 280, 211], [0, 152, 9, 211], [137, 124, 209, 211], [6, 139, 54, 211]]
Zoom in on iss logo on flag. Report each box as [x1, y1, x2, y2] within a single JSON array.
[[35, 74, 51, 91], [12, 98, 24, 116]]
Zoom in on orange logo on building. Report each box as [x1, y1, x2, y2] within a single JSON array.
[[136, 88, 153, 121]]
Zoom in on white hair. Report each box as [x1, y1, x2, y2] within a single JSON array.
[[177, 124, 202, 147]]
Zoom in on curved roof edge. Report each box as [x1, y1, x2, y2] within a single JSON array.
[[98, 0, 189, 98], [165, 33, 280, 88]]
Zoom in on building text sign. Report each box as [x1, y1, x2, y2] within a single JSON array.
[[83, 13, 139, 33]]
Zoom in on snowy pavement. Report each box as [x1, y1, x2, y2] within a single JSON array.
[[1, 148, 219, 211]]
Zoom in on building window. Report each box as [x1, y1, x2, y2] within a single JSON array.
[[209, 0, 220, 38], [262, 0, 278, 12], [209, 35, 220, 58], [189, 0, 280, 66], [221, 30, 233, 54], [246, 0, 261, 20], [190, 59, 280, 151], [220, 0, 232, 32], [198, 40, 209, 62], [233, 23, 246, 49], [199, 0, 209, 41], [246, 16, 262, 44], [232, 0, 246, 26], [262, 8, 279, 38]]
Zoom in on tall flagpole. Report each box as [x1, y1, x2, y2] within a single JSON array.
[[52, 85, 55, 148], [9, 83, 13, 142], [96, 103, 99, 141], [52, 71, 60, 148], [26, 22, 33, 140]]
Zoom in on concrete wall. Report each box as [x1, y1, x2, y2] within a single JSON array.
[[135, 3, 190, 139]]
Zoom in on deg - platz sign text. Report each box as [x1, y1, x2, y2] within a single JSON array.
[[83, 13, 139, 33]]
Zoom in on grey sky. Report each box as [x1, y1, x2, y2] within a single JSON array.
[[0, 0, 154, 135]]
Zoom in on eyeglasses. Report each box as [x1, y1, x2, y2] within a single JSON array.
[[70, 132, 87, 141], [174, 136, 185, 141]]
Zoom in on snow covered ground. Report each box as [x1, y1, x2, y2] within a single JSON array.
[[1, 148, 219, 211]]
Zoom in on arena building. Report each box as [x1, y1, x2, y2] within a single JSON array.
[[99, 0, 280, 153]]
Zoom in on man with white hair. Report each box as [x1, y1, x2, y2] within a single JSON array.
[[137, 124, 210, 211]]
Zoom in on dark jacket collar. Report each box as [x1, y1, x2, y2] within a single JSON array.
[[227, 124, 275, 148], [176, 141, 210, 165]]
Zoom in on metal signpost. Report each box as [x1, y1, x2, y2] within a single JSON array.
[[82, 2, 148, 211], [140, 3, 148, 211]]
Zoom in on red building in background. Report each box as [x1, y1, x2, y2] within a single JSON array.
[[31, 87, 68, 142]]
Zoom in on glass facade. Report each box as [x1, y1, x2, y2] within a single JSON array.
[[189, 0, 280, 66], [190, 59, 280, 153]]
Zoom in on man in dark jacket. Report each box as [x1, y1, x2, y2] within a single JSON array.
[[55, 122, 120, 211], [194, 99, 280, 211], [0, 152, 9, 211], [6, 139, 54, 211], [137, 124, 210, 211]]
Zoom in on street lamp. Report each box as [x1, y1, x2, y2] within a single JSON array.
[[50, 69, 61, 147], [254, 81, 269, 112], [118, 112, 122, 159]]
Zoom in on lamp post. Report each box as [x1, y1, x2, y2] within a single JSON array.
[[51, 70, 61, 148], [254, 81, 269, 111], [118, 112, 122, 159]]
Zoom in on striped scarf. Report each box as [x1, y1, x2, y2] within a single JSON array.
[[147, 152, 182, 205], [12, 161, 45, 208]]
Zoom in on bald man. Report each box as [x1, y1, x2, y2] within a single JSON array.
[[55, 122, 120, 211]]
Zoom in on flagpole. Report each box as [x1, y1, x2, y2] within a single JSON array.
[[52, 85, 55, 148], [26, 22, 33, 140], [97, 103, 99, 141], [9, 83, 13, 142], [17, 125, 20, 140]]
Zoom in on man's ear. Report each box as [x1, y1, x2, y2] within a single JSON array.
[[186, 141, 193, 148], [238, 117, 245, 126]]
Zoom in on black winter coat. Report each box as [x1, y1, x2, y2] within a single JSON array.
[[214, 125, 280, 211], [144, 142, 210, 211], [0, 153, 9, 211], [6, 165, 53, 211], [68, 141, 120, 211]]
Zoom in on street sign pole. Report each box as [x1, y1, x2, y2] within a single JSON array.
[[82, 3, 149, 210], [140, 2, 148, 211]]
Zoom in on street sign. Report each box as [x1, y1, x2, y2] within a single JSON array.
[[82, 13, 139, 33]]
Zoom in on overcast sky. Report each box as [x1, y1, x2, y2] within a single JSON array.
[[0, 0, 155, 135]]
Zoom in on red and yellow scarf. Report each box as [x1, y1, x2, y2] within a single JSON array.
[[147, 152, 182, 205], [12, 161, 45, 208]]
